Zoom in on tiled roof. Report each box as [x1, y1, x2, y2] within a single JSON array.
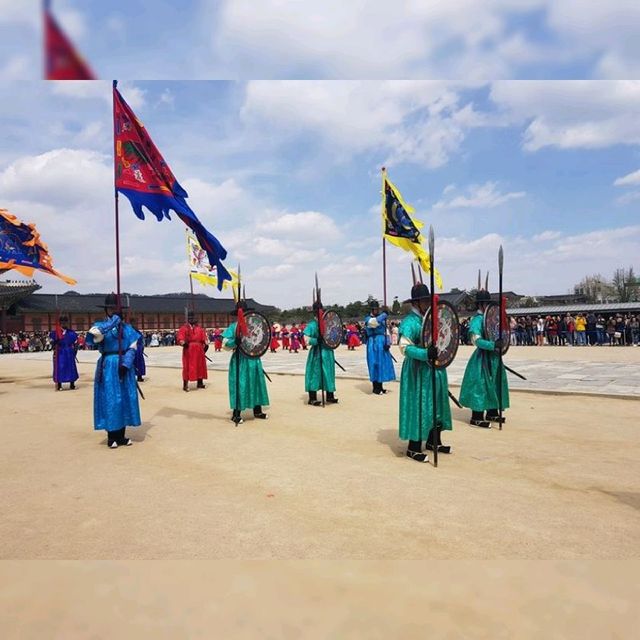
[[507, 302, 640, 315]]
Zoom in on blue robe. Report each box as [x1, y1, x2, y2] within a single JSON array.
[[50, 329, 79, 383], [86, 315, 141, 432], [134, 333, 146, 377], [364, 312, 396, 383]]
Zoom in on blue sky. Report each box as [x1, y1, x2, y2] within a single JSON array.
[[1, 80, 639, 307], [2, 1, 640, 80]]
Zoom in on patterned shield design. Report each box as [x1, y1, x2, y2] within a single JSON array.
[[238, 311, 271, 358], [421, 300, 460, 368], [321, 310, 343, 349], [484, 301, 510, 356]]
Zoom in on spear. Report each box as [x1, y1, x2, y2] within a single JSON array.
[[498, 246, 504, 431], [234, 264, 241, 424], [315, 272, 325, 408], [428, 226, 438, 468]]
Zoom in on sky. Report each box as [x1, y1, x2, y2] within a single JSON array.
[[2, 0, 640, 81], [1, 79, 639, 308]]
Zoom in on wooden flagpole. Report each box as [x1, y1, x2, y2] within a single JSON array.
[[381, 167, 388, 307]]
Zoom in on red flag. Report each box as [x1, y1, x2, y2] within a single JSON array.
[[318, 310, 325, 337], [432, 294, 440, 346], [44, 3, 95, 80], [501, 296, 508, 329], [236, 308, 248, 338]]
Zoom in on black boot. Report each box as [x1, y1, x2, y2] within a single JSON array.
[[406, 439, 428, 463], [231, 409, 243, 425], [117, 428, 132, 447], [137, 375, 144, 383], [425, 427, 452, 454], [486, 409, 505, 424], [56, 382, 62, 391], [372, 382, 381, 394], [70, 381, 76, 390], [253, 405, 268, 419], [470, 410, 490, 428], [183, 380, 189, 392], [326, 391, 339, 404], [308, 391, 322, 407], [197, 378, 205, 389]]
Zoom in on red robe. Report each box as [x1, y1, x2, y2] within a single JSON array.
[[177, 323, 208, 381]]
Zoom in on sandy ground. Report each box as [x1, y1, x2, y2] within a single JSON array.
[[1, 358, 639, 637]]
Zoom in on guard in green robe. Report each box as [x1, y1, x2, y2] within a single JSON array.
[[304, 301, 338, 406], [459, 289, 509, 428], [398, 284, 452, 463], [222, 301, 269, 425]]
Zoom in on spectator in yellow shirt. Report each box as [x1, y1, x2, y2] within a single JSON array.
[[575, 314, 587, 345]]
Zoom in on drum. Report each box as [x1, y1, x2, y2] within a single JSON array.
[[420, 299, 460, 368], [238, 311, 271, 358], [321, 310, 343, 350], [483, 301, 510, 356]]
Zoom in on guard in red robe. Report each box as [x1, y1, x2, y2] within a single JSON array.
[[177, 311, 209, 391], [281, 326, 290, 351], [213, 328, 223, 352], [269, 324, 280, 352]]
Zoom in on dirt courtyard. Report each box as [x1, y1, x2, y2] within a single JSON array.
[[1, 356, 639, 637], [1, 358, 638, 561]]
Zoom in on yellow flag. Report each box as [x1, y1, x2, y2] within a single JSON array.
[[381, 171, 443, 289], [186, 229, 238, 290]]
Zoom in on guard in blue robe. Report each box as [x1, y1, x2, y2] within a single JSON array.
[[49, 315, 79, 390], [86, 294, 141, 448], [364, 300, 396, 394]]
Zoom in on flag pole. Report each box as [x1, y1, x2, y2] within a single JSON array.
[[381, 167, 388, 307], [428, 226, 438, 468], [498, 245, 504, 431], [112, 80, 122, 312]]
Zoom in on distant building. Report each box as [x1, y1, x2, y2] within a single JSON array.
[[0, 285, 277, 333]]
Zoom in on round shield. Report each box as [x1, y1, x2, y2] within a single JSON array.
[[484, 301, 510, 356], [321, 310, 343, 349], [238, 311, 270, 358], [420, 300, 460, 368]]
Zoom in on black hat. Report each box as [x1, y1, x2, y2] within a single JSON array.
[[188, 311, 197, 321], [475, 290, 491, 304], [369, 299, 380, 309], [58, 315, 69, 324], [98, 292, 117, 309], [403, 283, 430, 304], [312, 301, 324, 311]]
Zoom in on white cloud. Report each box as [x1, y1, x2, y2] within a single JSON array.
[[490, 81, 640, 151], [241, 81, 483, 168], [256, 211, 341, 242], [532, 230, 562, 242], [614, 169, 640, 187], [615, 191, 640, 206], [433, 182, 525, 210]]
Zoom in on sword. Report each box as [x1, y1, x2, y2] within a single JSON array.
[[448, 390, 462, 408], [205, 355, 213, 363], [504, 364, 526, 380], [263, 370, 272, 383], [136, 381, 145, 400], [390, 353, 398, 363], [334, 358, 346, 372]]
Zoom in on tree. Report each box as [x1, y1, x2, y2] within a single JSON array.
[[391, 296, 400, 314], [613, 266, 638, 302], [517, 296, 539, 308]]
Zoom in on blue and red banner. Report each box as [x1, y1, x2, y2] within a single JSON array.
[[44, 1, 95, 80], [113, 82, 232, 290], [0, 208, 77, 284]]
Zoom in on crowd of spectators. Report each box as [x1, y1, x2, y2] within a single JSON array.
[[459, 313, 640, 346]]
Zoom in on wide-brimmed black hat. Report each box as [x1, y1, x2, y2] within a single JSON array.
[[369, 299, 380, 309], [97, 292, 128, 309], [187, 311, 198, 321], [403, 283, 430, 304], [475, 289, 491, 304], [312, 301, 324, 311], [58, 315, 69, 324], [231, 300, 254, 316]]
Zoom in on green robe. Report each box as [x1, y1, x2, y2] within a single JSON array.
[[223, 322, 270, 411], [459, 312, 510, 412], [303, 319, 336, 393], [398, 309, 452, 442]]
